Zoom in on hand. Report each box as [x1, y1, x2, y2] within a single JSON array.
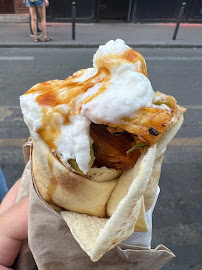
[[0, 179, 29, 269], [45, 0, 49, 7]]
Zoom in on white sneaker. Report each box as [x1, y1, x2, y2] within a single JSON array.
[[30, 33, 42, 37]]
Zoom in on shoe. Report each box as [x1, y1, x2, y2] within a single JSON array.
[[42, 37, 52, 42], [34, 38, 40, 43], [30, 33, 42, 37]]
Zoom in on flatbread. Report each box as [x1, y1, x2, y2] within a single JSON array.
[[32, 139, 119, 217], [32, 107, 185, 261], [61, 145, 156, 261]]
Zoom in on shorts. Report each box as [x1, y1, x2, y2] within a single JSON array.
[[26, 0, 45, 8]]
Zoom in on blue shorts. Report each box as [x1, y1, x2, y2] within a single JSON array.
[[26, 0, 45, 8]]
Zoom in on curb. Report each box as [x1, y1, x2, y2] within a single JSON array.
[[0, 14, 29, 23], [0, 42, 202, 49]]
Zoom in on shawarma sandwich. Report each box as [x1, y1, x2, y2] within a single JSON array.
[[20, 39, 186, 261]]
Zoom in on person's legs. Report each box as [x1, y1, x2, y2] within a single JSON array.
[[29, 6, 38, 41], [30, 12, 41, 36], [37, 5, 47, 39]]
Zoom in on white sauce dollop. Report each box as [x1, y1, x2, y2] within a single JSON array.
[[82, 64, 153, 124], [20, 39, 154, 174], [20, 93, 42, 139], [56, 112, 92, 174]]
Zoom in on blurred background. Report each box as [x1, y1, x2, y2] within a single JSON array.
[[2, 0, 202, 23], [0, 0, 202, 269]]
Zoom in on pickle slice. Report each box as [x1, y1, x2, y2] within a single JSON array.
[[68, 146, 95, 175]]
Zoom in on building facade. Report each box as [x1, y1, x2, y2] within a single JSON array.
[[1, 0, 202, 23], [0, 0, 27, 14]]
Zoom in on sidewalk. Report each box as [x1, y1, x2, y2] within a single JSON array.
[[0, 22, 202, 48]]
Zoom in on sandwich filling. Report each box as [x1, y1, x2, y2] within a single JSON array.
[[20, 39, 178, 174]]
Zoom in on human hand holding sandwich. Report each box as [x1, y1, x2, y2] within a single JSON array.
[[0, 179, 29, 268]]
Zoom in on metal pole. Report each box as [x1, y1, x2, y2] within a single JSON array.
[[172, 2, 186, 40], [72, 2, 76, 40]]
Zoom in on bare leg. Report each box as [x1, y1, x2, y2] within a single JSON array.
[[38, 5, 47, 39], [29, 6, 38, 40]]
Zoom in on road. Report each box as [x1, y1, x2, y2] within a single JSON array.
[[0, 47, 201, 270]]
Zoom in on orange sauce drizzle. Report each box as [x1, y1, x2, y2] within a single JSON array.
[[37, 107, 62, 151], [25, 49, 147, 150], [122, 49, 148, 77]]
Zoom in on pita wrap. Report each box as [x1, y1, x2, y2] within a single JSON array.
[[59, 144, 156, 261], [20, 39, 186, 262], [32, 137, 120, 217], [31, 107, 185, 262]]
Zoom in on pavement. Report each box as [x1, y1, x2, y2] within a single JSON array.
[[0, 21, 202, 48]]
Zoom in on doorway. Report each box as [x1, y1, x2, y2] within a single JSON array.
[[186, 0, 202, 22], [97, 0, 131, 21], [135, 0, 179, 21]]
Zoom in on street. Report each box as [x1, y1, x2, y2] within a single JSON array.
[[0, 47, 201, 269]]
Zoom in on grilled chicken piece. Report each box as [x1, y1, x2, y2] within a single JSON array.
[[90, 123, 140, 170], [97, 91, 178, 146], [115, 106, 172, 145], [90, 92, 180, 170]]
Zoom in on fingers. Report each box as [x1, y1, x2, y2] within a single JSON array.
[[0, 197, 29, 267], [0, 265, 12, 270], [0, 179, 21, 215], [1, 197, 29, 239]]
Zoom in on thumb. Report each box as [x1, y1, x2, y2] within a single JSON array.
[[0, 197, 29, 267]]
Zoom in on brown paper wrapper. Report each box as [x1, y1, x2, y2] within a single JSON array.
[[14, 141, 175, 270]]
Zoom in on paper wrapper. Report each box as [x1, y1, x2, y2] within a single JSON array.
[[13, 140, 175, 270]]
